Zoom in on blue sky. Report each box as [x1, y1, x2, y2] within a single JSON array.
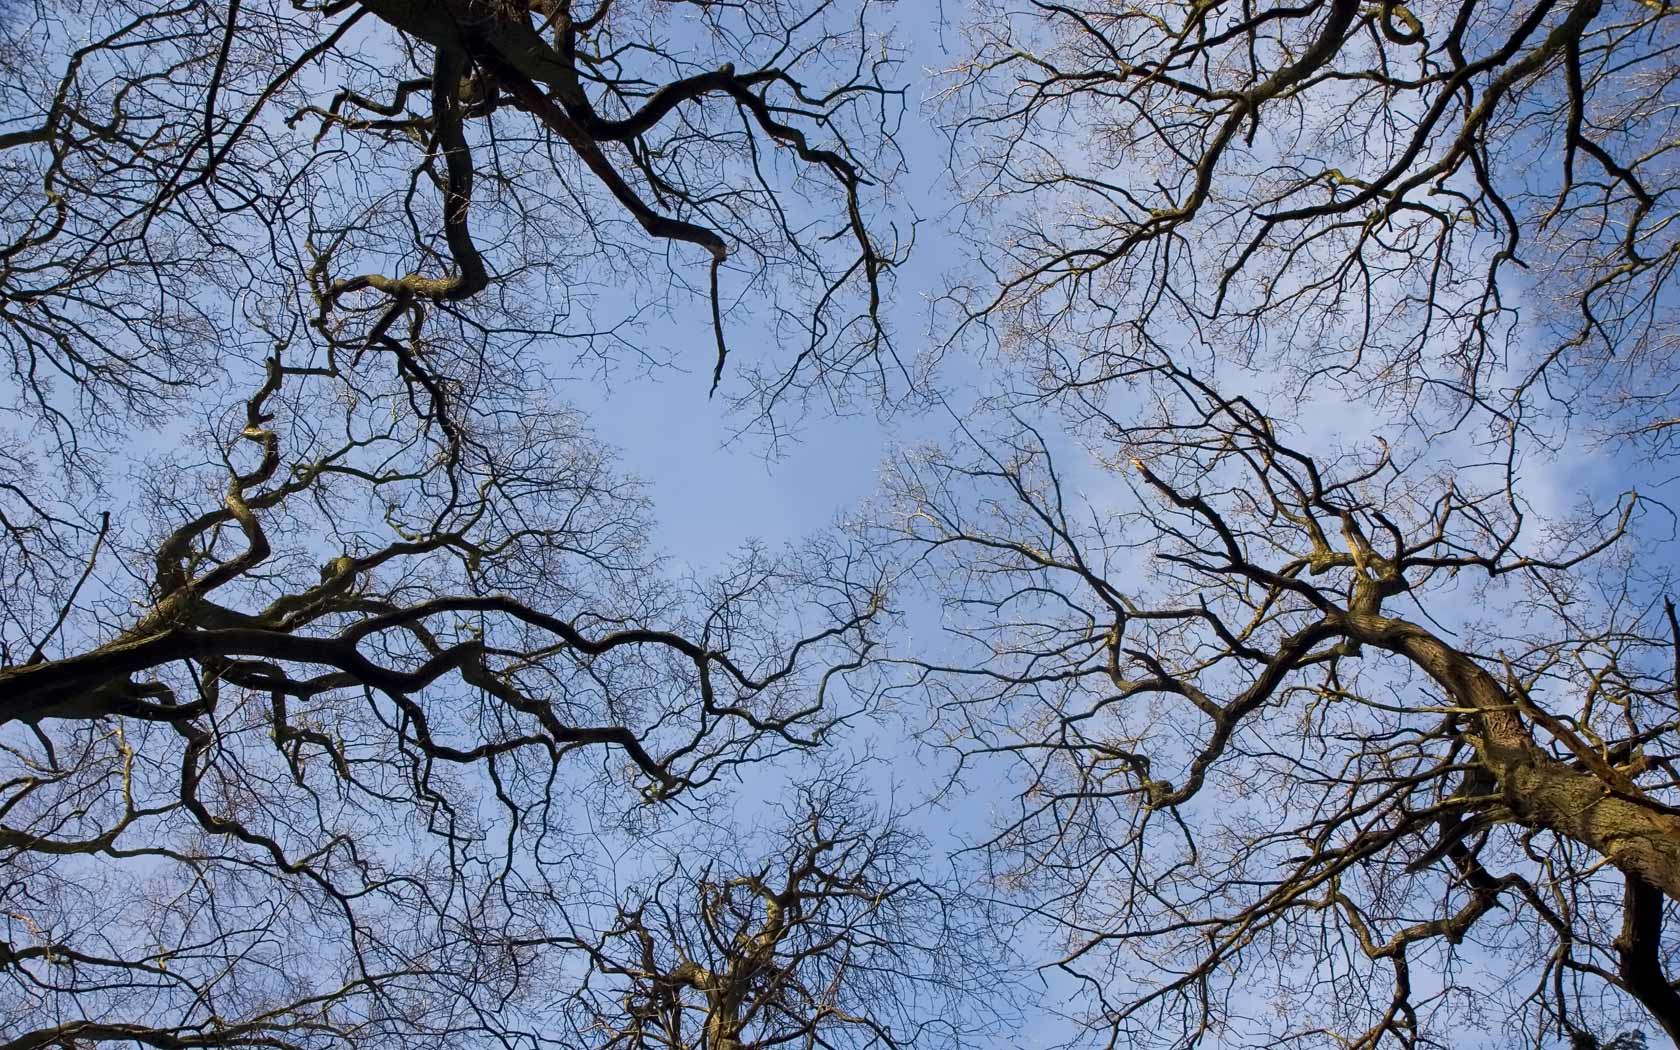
[[6, 0, 1674, 1044]]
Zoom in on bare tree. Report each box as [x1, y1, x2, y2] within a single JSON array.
[[1, 0, 904, 464], [0, 2, 920, 1049], [0, 331, 889, 1050], [552, 775, 1010, 1050], [21, 0, 1680, 1046], [939, 0, 1680, 439], [878, 0, 1680, 1045], [872, 355, 1680, 1047]]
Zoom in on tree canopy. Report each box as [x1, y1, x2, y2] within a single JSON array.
[[3, 0, 1679, 1048]]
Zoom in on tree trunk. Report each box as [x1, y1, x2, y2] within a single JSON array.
[[1344, 612, 1680, 901]]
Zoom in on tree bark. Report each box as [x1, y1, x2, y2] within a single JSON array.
[[1344, 611, 1680, 902]]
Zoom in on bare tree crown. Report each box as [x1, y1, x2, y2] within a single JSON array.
[[6, 0, 1680, 1047]]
